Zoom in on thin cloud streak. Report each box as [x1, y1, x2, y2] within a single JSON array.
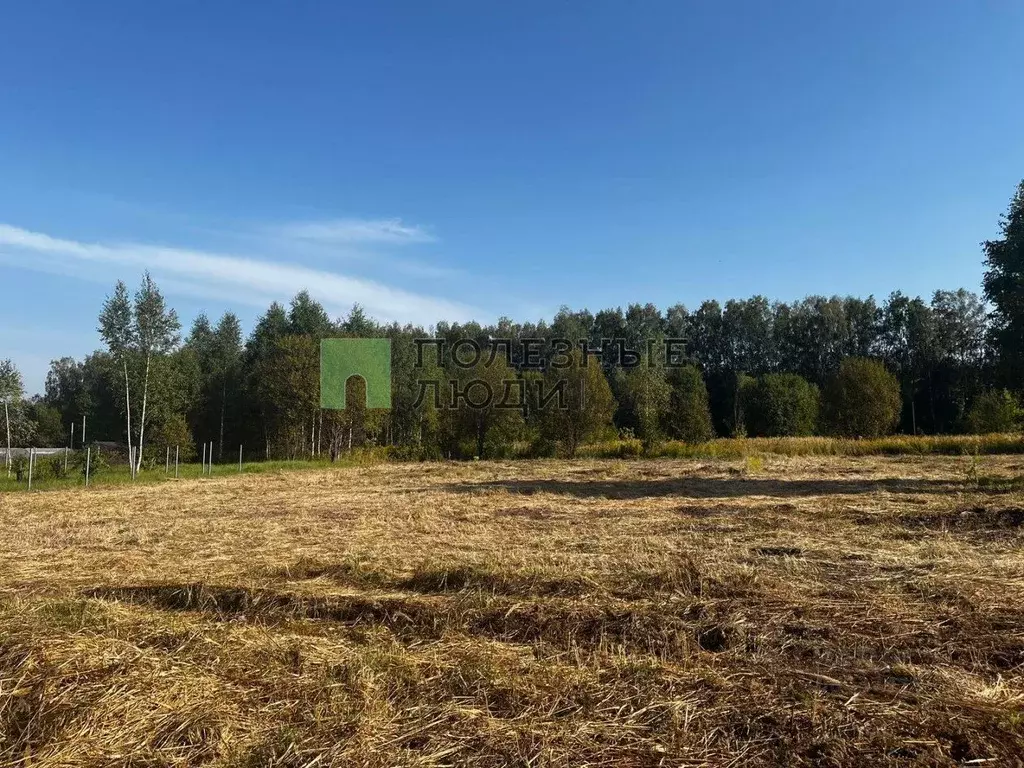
[[0, 224, 478, 325], [275, 217, 436, 244]]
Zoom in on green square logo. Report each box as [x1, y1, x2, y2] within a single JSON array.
[[320, 338, 392, 409]]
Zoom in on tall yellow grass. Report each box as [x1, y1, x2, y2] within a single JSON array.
[[581, 432, 1024, 459]]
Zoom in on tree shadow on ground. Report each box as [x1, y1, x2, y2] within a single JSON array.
[[441, 476, 963, 500], [82, 583, 719, 657]]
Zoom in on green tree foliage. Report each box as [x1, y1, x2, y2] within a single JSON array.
[[341, 304, 379, 337], [880, 291, 938, 434], [17, 186, 1023, 464], [744, 373, 820, 437], [98, 281, 137, 458], [983, 180, 1024, 391], [186, 312, 243, 459], [822, 358, 902, 438], [540, 350, 615, 456], [1, 359, 35, 450], [258, 334, 320, 458], [26, 400, 64, 446], [242, 302, 290, 455], [98, 274, 180, 474], [44, 357, 91, 433], [624, 358, 671, 449], [929, 288, 990, 431], [132, 273, 181, 472], [443, 353, 524, 459], [79, 353, 122, 443], [624, 303, 665, 353], [288, 290, 334, 339], [0, 359, 23, 402], [148, 412, 197, 462], [664, 365, 715, 443], [722, 296, 774, 375], [965, 390, 1021, 434], [330, 375, 384, 454]]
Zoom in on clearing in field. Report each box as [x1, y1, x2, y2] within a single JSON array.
[[1, 455, 1023, 766]]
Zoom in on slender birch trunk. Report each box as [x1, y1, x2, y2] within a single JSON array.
[[136, 352, 151, 475]]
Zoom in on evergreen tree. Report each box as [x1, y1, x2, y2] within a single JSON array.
[[982, 180, 1024, 391]]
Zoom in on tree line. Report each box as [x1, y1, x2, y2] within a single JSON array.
[[3, 180, 1022, 463]]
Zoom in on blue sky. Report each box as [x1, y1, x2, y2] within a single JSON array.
[[1, 1, 1022, 394]]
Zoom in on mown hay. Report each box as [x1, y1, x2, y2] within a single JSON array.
[[1, 454, 1023, 766]]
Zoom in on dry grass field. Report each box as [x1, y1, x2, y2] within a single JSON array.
[[1, 454, 1023, 766]]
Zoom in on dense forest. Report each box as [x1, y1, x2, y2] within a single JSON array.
[[2, 181, 1022, 463]]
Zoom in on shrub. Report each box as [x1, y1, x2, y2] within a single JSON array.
[[10, 455, 28, 481], [616, 438, 643, 458], [822, 358, 902, 438], [665, 365, 715, 443], [72, 449, 110, 478], [525, 436, 558, 458], [388, 444, 442, 462], [483, 429, 516, 459], [744, 373, 819, 437], [966, 390, 1021, 434], [47, 455, 71, 480]]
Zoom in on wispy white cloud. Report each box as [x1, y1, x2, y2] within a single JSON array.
[[275, 217, 436, 245], [0, 223, 478, 325]]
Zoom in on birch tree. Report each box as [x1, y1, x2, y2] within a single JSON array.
[[133, 273, 180, 474], [99, 274, 179, 476], [98, 281, 137, 474], [624, 355, 671, 450]]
